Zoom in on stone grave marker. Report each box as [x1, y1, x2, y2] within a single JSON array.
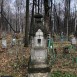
[[28, 29, 50, 77], [17, 39, 22, 46], [28, 14, 50, 77], [11, 34, 16, 46], [61, 32, 64, 42], [71, 36, 77, 45], [31, 29, 47, 64], [71, 36, 77, 50], [1, 32, 7, 48], [2, 38, 7, 48]]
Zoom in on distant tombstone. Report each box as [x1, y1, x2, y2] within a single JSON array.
[[71, 36, 77, 50], [61, 32, 64, 42], [20, 28, 22, 33], [1, 32, 6, 38], [1, 32, 7, 48], [17, 39, 22, 46], [2, 38, 7, 48], [71, 36, 77, 45], [11, 38, 16, 46], [11, 34, 16, 46]]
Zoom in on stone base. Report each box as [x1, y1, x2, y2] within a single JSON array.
[[29, 62, 49, 68], [28, 66, 50, 73], [28, 72, 50, 77]]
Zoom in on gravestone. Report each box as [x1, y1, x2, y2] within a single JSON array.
[[17, 39, 22, 46], [11, 38, 16, 45], [71, 36, 77, 50], [34, 29, 46, 47], [28, 29, 50, 77], [2, 38, 7, 48], [61, 32, 64, 42], [11, 34, 16, 46], [30, 29, 47, 65], [71, 36, 77, 45], [1, 32, 7, 48]]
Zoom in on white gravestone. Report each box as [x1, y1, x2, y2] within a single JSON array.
[[31, 29, 47, 64], [71, 37, 77, 45], [11, 38, 16, 46], [2, 38, 7, 48], [33, 29, 46, 47]]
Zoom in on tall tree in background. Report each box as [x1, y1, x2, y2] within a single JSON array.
[[29, 0, 35, 39], [15, 0, 20, 32], [0, 0, 75, 35], [0, 0, 2, 30], [44, 0, 50, 33], [50, 0, 53, 33], [24, 0, 29, 47], [57, 3, 61, 33], [64, 0, 70, 36], [0, 0, 16, 32], [0, 0, 3, 31]]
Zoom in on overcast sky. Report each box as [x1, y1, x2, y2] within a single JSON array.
[[9, 0, 77, 13]]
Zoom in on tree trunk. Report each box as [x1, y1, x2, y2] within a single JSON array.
[[38, 0, 40, 13], [1, 0, 3, 31], [24, 0, 29, 47], [44, 0, 50, 33], [29, 0, 35, 39], [64, 0, 70, 35]]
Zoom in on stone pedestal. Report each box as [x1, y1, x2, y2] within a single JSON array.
[[28, 73, 50, 77]]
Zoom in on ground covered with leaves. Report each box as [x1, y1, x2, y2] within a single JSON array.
[[0, 33, 30, 77], [0, 33, 77, 77]]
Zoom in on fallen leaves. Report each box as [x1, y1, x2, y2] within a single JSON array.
[[0, 33, 30, 76]]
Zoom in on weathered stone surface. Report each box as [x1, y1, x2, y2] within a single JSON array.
[[28, 29, 50, 77], [28, 73, 50, 77], [31, 48, 47, 63], [2, 39, 7, 48], [32, 29, 46, 47], [30, 29, 48, 65]]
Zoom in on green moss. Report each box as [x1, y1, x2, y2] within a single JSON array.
[[51, 71, 77, 77]]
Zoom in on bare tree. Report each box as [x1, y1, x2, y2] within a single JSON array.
[[44, 0, 50, 33], [29, 0, 35, 39], [24, 0, 29, 47], [64, 0, 70, 36]]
